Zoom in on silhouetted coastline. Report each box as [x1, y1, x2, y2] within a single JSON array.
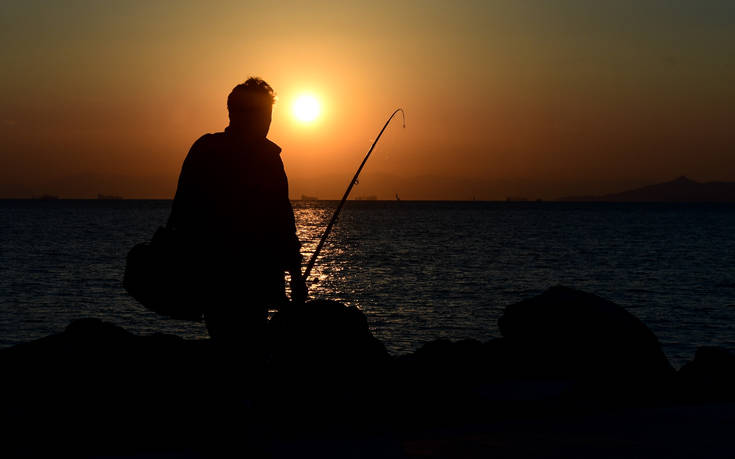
[[558, 176, 735, 202], [2, 286, 733, 457]]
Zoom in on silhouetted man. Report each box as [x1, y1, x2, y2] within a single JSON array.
[[168, 77, 306, 346]]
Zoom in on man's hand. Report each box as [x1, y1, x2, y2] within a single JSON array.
[[289, 271, 308, 305]]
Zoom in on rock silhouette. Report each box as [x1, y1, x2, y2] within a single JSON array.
[[1, 287, 734, 458], [268, 299, 389, 372], [498, 286, 674, 382], [677, 346, 735, 402]]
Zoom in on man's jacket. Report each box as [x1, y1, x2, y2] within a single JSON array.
[[168, 129, 302, 273]]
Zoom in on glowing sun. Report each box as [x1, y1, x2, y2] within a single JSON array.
[[292, 94, 321, 122]]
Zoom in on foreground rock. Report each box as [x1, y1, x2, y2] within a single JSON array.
[[498, 286, 675, 382], [269, 299, 390, 374], [1, 287, 733, 458], [677, 346, 735, 402], [398, 286, 676, 407]]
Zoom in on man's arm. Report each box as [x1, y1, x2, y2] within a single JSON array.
[[168, 135, 209, 231], [273, 155, 307, 304], [283, 178, 307, 304]]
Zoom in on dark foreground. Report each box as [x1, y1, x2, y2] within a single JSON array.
[[2, 286, 734, 458]]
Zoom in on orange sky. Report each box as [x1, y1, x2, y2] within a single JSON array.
[[1, 1, 733, 199]]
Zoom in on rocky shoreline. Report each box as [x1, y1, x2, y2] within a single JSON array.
[[2, 286, 734, 458]]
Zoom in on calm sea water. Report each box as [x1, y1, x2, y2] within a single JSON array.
[[2, 199, 734, 367]]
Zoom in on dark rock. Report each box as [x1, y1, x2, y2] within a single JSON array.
[[677, 346, 735, 402], [3, 292, 731, 457], [268, 299, 390, 374], [397, 338, 505, 383], [263, 300, 391, 426], [498, 286, 674, 382], [64, 317, 133, 339], [0, 318, 218, 457], [1, 318, 215, 402]]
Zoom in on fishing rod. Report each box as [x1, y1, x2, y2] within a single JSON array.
[[302, 108, 405, 284]]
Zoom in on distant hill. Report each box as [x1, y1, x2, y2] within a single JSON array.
[[558, 176, 735, 202]]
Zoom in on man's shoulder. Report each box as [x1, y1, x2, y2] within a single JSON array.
[[191, 132, 227, 149], [185, 132, 228, 160], [187, 133, 283, 163], [263, 138, 282, 156]]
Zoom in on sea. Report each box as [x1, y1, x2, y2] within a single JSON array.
[[2, 199, 734, 368]]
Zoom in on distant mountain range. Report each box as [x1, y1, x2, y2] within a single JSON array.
[[558, 176, 735, 202]]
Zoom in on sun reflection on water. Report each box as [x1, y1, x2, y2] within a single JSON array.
[[288, 202, 360, 309]]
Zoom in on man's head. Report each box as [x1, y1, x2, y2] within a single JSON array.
[[227, 77, 276, 138]]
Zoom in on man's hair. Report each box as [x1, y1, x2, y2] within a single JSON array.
[[227, 77, 276, 112]]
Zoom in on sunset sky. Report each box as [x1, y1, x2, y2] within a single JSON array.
[[1, 1, 733, 200]]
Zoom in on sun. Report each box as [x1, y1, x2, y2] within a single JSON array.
[[292, 94, 321, 122]]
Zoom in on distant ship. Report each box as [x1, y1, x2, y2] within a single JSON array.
[[395, 193, 400, 201], [97, 194, 123, 200], [300, 195, 319, 201]]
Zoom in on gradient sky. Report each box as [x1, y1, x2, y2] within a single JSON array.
[[1, 0, 733, 199]]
